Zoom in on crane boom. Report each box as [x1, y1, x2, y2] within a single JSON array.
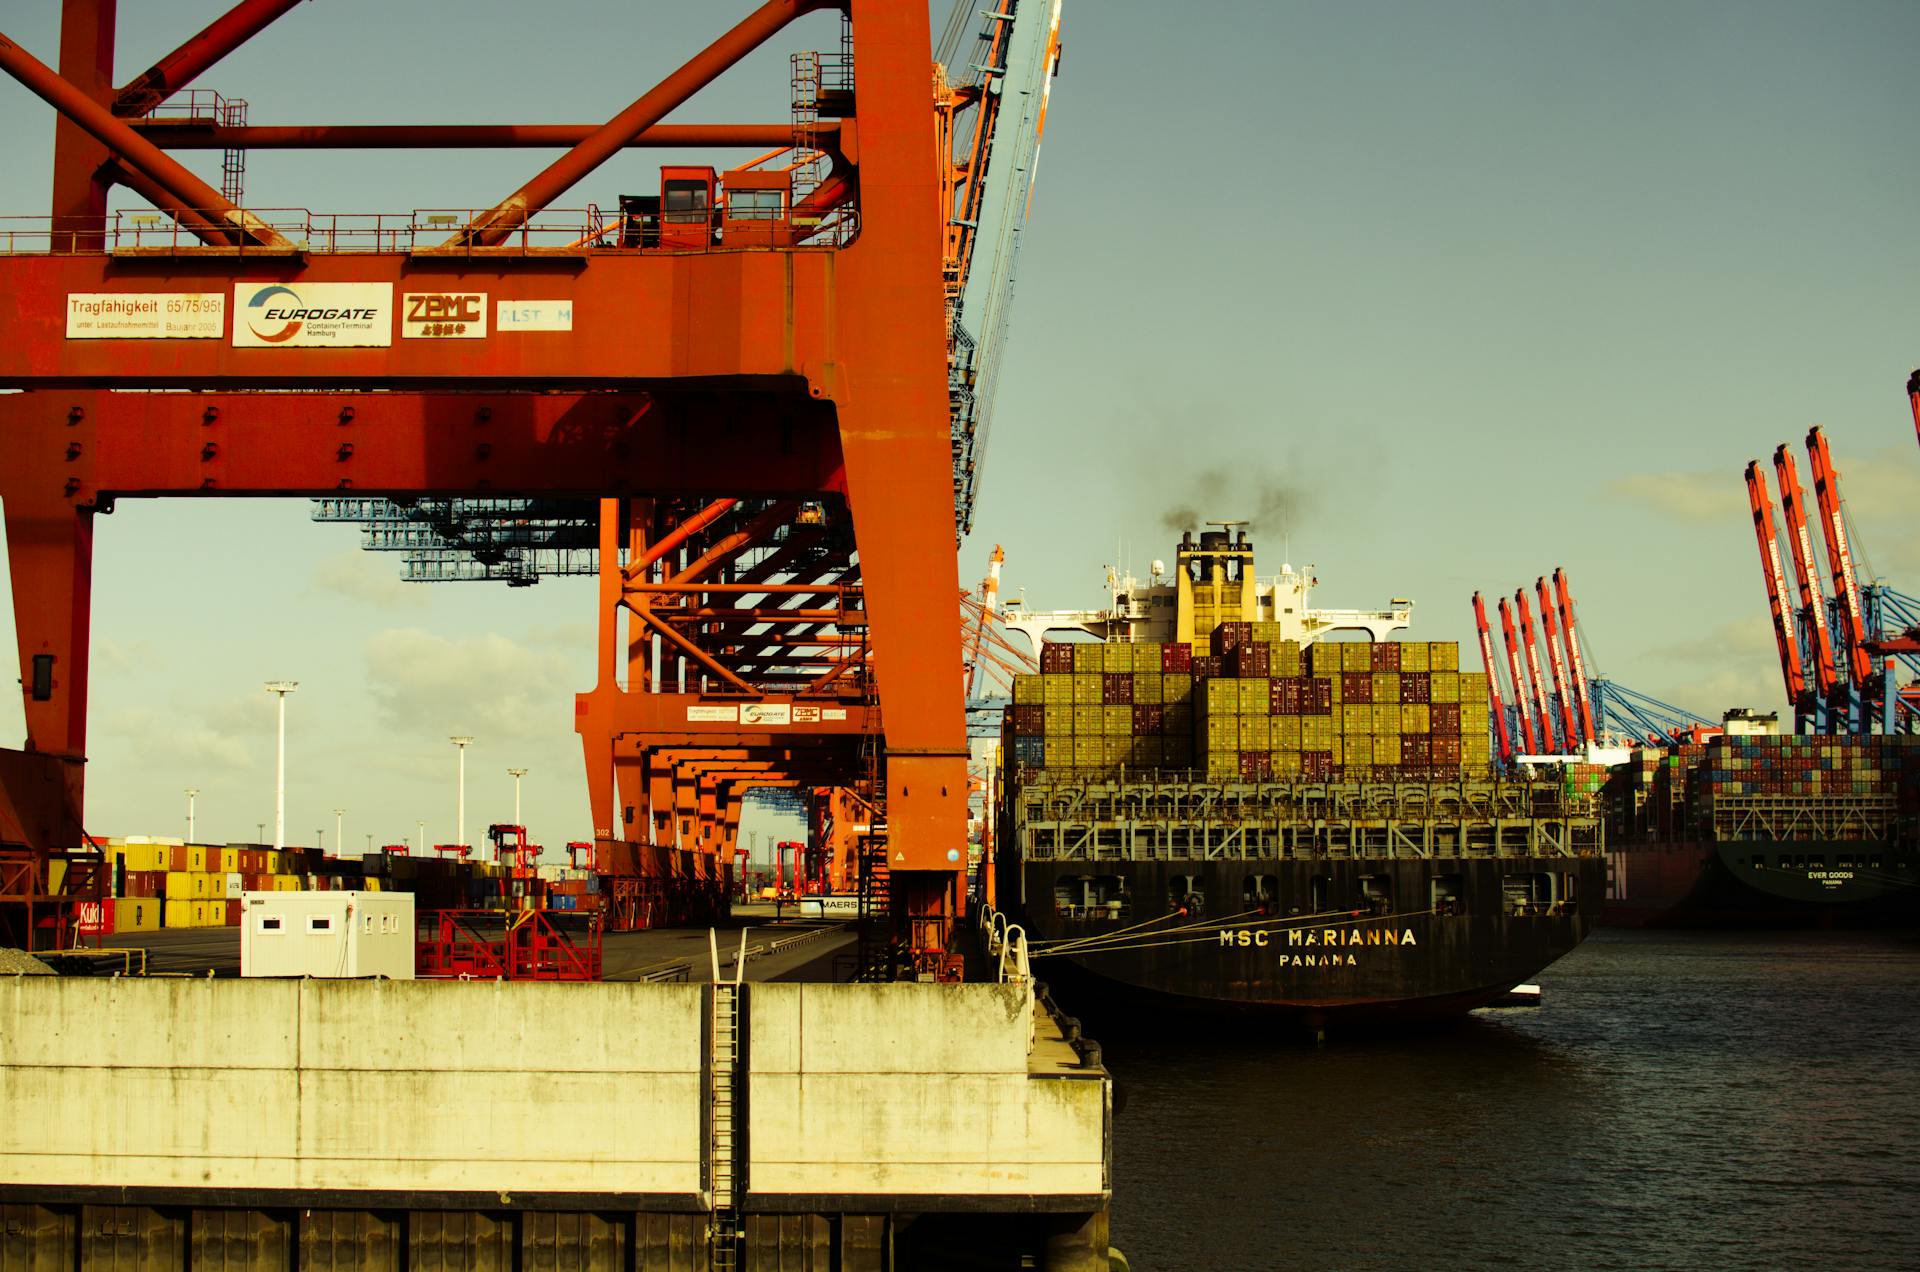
[[1534, 577, 1580, 752], [1773, 445, 1839, 696], [1552, 569, 1597, 747], [1471, 592, 1514, 764], [1744, 462, 1806, 705], [1514, 590, 1556, 753], [1497, 596, 1539, 754], [1804, 427, 1873, 687]]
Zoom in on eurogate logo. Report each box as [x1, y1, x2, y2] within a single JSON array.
[[230, 282, 393, 349], [244, 284, 306, 342]]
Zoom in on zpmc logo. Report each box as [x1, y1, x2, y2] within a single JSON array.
[[244, 284, 304, 343]]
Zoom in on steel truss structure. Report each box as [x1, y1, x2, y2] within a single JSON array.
[[0, 0, 1063, 961], [1011, 776, 1603, 862]]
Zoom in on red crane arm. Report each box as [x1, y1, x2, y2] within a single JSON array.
[[1909, 370, 1919, 453], [1471, 592, 1514, 764], [1534, 577, 1579, 752], [1552, 569, 1597, 747], [1514, 590, 1556, 753], [1745, 462, 1806, 704], [1498, 597, 1539, 754], [1805, 427, 1873, 686], [1773, 445, 1839, 695]]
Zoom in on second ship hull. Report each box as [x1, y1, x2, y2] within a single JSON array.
[[1602, 839, 1920, 928]]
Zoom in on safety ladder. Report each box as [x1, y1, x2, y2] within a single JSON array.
[[218, 98, 248, 205], [708, 932, 745, 1270]]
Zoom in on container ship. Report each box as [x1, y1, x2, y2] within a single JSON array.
[[1599, 728, 1920, 927], [993, 527, 1606, 1036]]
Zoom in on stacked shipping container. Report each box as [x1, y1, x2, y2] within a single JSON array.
[[1011, 624, 1494, 782]]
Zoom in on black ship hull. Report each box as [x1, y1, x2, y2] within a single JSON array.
[[1006, 856, 1605, 1038], [1603, 839, 1920, 929]]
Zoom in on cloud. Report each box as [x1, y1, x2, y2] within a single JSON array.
[[103, 705, 255, 771], [312, 550, 425, 609], [364, 628, 580, 738], [1636, 615, 1785, 719], [1603, 470, 1745, 524]]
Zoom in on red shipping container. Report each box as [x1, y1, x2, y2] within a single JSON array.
[[1239, 752, 1272, 780], [1433, 736, 1463, 764], [1210, 622, 1254, 655], [1191, 656, 1222, 678], [125, 870, 163, 898], [1161, 643, 1193, 673], [1431, 702, 1461, 732], [168, 845, 193, 873], [1302, 751, 1334, 781], [1226, 645, 1271, 677], [1012, 704, 1045, 734], [1133, 704, 1164, 734], [1040, 642, 1074, 673], [1308, 680, 1333, 714], [1103, 673, 1134, 705], [1400, 672, 1430, 704], [1403, 736, 1432, 765], [1370, 642, 1402, 672], [226, 899, 242, 926], [1342, 672, 1374, 704]]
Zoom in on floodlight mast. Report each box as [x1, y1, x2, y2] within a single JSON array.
[[264, 681, 298, 849]]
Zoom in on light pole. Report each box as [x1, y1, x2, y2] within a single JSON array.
[[317, 828, 325, 852], [257, 821, 266, 842], [416, 819, 426, 853], [185, 788, 199, 842], [264, 680, 298, 849], [451, 736, 474, 850], [507, 768, 527, 826], [334, 808, 345, 854], [365, 833, 373, 851]]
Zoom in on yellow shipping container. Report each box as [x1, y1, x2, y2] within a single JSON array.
[[1163, 672, 1193, 704], [1274, 717, 1301, 749], [210, 848, 238, 873], [1130, 736, 1162, 767], [1100, 643, 1130, 672], [195, 899, 224, 927], [1205, 718, 1239, 749], [163, 899, 195, 929], [163, 871, 217, 900], [1375, 734, 1402, 766], [1204, 679, 1237, 712], [1310, 643, 1344, 674], [1401, 641, 1431, 673], [1237, 679, 1269, 714], [110, 843, 168, 873], [115, 897, 161, 933], [1347, 735, 1374, 767], [49, 860, 67, 894], [1303, 717, 1334, 749], [1132, 642, 1162, 672], [1271, 749, 1302, 778], [1073, 643, 1103, 673], [1342, 643, 1371, 672], [1401, 704, 1431, 734], [1273, 641, 1303, 677], [1432, 643, 1460, 672], [1073, 738, 1103, 766], [1372, 672, 1400, 704], [272, 875, 303, 892], [1133, 672, 1164, 705], [1252, 621, 1282, 643], [1045, 738, 1073, 767], [1205, 754, 1239, 780], [1073, 706, 1105, 735], [1072, 673, 1102, 704], [1013, 675, 1044, 705], [1342, 704, 1370, 735], [1459, 672, 1488, 705], [363, 879, 384, 893], [1043, 674, 1074, 705], [1372, 703, 1400, 735], [1329, 735, 1343, 765], [1045, 705, 1073, 736], [1103, 705, 1132, 735], [1465, 735, 1492, 766], [1430, 672, 1460, 703]]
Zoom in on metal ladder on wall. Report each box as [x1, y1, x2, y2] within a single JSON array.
[[708, 932, 745, 1270]]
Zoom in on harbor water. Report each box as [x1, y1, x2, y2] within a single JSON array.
[[1106, 928, 1920, 1271]]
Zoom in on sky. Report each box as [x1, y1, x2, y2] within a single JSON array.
[[2, 1, 1917, 858]]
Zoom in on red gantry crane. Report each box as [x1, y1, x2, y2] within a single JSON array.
[[1514, 590, 1557, 752], [0, 0, 1063, 964], [1497, 597, 1540, 754], [1470, 592, 1514, 764], [1745, 462, 1808, 714], [1552, 570, 1597, 748], [1772, 444, 1842, 705], [1805, 427, 1875, 694], [1534, 578, 1580, 753]]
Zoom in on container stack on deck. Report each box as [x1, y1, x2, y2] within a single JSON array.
[[1603, 734, 1920, 843], [1010, 624, 1492, 783]]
